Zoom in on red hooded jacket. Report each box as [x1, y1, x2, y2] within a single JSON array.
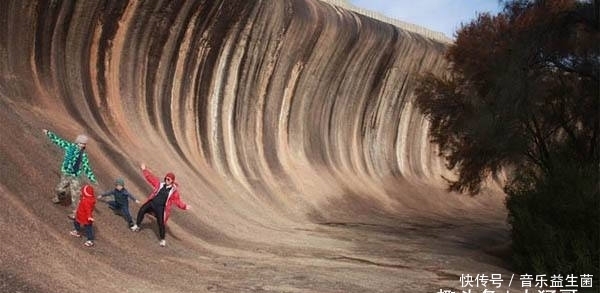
[[76, 185, 96, 225], [142, 169, 188, 224]]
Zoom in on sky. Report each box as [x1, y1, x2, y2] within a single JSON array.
[[348, 0, 504, 39]]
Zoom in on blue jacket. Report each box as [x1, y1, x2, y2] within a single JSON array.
[[100, 188, 137, 206]]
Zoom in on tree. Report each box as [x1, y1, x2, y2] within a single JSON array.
[[415, 0, 599, 276], [415, 0, 599, 194]]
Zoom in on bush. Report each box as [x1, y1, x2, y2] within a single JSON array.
[[506, 156, 599, 280]]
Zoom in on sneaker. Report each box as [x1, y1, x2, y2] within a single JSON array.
[[69, 230, 81, 238], [130, 224, 140, 232], [51, 197, 61, 204], [83, 240, 94, 247], [159, 239, 166, 247], [67, 214, 75, 220]]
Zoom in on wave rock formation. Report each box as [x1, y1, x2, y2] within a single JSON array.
[[0, 1, 509, 292]]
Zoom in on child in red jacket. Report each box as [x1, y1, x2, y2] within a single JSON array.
[[69, 185, 97, 247]]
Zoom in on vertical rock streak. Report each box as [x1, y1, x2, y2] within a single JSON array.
[[2, 0, 456, 225]]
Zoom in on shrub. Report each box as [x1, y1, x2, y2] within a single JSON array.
[[506, 154, 599, 280]]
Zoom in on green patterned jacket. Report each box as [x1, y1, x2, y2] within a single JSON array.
[[46, 131, 97, 183]]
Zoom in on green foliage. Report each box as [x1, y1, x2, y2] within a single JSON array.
[[506, 153, 599, 277]]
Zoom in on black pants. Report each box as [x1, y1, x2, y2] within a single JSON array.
[[135, 201, 166, 239]]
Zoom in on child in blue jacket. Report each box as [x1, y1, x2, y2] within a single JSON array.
[[98, 178, 140, 227]]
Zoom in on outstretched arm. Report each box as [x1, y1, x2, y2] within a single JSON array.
[[43, 129, 71, 150], [172, 192, 189, 210], [98, 190, 114, 198], [141, 163, 160, 188], [82, 155, 97, 183], [125, 190, 140, 203]]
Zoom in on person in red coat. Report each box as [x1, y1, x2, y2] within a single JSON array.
[[130, 163, 191, 247], [69, 185, 97, 247]]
